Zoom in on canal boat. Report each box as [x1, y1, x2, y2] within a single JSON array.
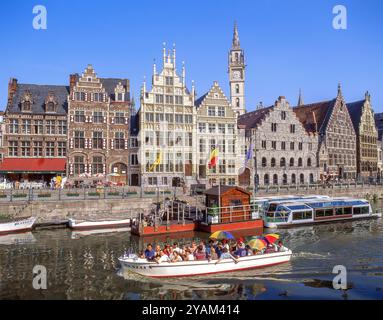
[[264, 198, 382, 228], [0, 216, 36, 235], [118, 249, 292, 278], [68, 218, 132, 230]]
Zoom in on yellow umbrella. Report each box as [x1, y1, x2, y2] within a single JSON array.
[[247, 239, 267, 250]]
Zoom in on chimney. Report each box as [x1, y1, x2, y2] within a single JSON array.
[[69, 74, 78, 91], [7, 78, 18, 104]]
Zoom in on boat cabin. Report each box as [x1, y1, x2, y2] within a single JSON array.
[[204, 186, 252, 223]]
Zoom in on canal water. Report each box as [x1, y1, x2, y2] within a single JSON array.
[[0, 211, 383, 299]]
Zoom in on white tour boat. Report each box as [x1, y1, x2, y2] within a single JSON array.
[[68, 218, 132, 230], [118, 250, 292, 278], [264, 198, 382, 228], [0, 216, 36, 235]]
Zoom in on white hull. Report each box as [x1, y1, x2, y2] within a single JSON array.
[[68, 218, 131, 230], [70, 227, 131, 239], [0, 232, 36, 245], [0, 217, 36, 235], [265, 213, 382, 228], [118, 250, 292, 278]]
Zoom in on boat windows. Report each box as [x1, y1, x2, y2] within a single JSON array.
[[292, 211, 312, 220], [335, 207, 352, 216], [315, 209, 334, 217], [353, 206, 370, 215]]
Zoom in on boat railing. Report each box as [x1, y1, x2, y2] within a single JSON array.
[[204, 204, 260, 224]]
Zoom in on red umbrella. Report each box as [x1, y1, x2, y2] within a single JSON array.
[[264, 234, 280, 244]]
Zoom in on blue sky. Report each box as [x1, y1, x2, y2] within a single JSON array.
[[0, 0, 382, 112]]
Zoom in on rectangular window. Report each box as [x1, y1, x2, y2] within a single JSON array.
[[199, 139, 206, 153], [228, 140, 235, 153], [74, 110, 85, 123], [155, 113, 164, 122], [165, 95, 174, 104], [92, 131, 103, 149], [184, 115, 193, 124], [165, 114, 173, 123], [130, 154, 138, 166], [145, 113, 154, 122], [74, 156, 85, 175], [175, 96, 183, 105], [218, 107, 225, 117], [22, 120, 31, 134], [271, 123, 277, 132], [9, 119, 19, 134], [198, 123, 206, 133], [155, 94, 164, 104], [75, 92, 86, 101], [46, 120, 55, 135], [272, 141, 277, 150], [58, 120, 67, 135], [21, 141, 31, 157], [208, 106, 216, 117], [94, 93, 103, 102], [9, 141, 18, 156], [45, 142, 55, 157], [93, 111, 103, 123], [227, 124, 235, 134], [165, 76, 174, 86], [92, 156, 103, 174], [218, 124, 225, 134], [290, 142, 295, 150], [74, 131, 85, 149], [262, 141, 267, 149], [175, 114, 183, 123], [290, 124, 296, 133], [228, 160, 235, 174], [299, 142, 303, 150], [33, 141, 43, 157], [58, 142, 66, 157], [208, 123, 216, 133], [114, 132, 125, 149], [130, 137, 138, 148], [281, 141, 286, 150]]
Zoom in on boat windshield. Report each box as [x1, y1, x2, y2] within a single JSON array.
[[265, 205, 290, 223]]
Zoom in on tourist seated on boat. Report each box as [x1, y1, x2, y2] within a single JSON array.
[[214, 244, 223, 258], [245, 245, 253, 256], [234, 243, 248, 258], [190, 241, 197, 253], [144, 244, 156, 261], [215, 247, 239, 264], [156, 250, 171, 264], [253, 249, 263, 255], [163, 244, 172, 256], [221, 239, 230, 251], [275, 241, 288, 252], [199, 240, 206, 253], [171, 251, 183, 262], [184, 248, 195, 261], [264, 244, 276, 254], [194, 245, 206, 260], [138, 251, 145, 259], [155, 245, 162, 258], [208, 247, 218, 260], [173, 242, 185, 255]]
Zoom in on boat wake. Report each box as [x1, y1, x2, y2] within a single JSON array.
[[293, 252, 332, 259]]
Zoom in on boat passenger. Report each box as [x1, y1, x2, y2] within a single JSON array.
[[221, 239, 230, 251], [156, 250, 171, 264], [194, 245, 206, 260], [184, 248, 195, 261], [171, 251, 183, 263], [173, 242, 183, 255], [209, 247, 218, 260], [144, 244, 156, 261], [234, 243, 247, 258], [199, 240, 206, 253], [215, 244, 223, 258], [253, 249, 262, 255], [190, 241, 197, 253], [245, 245, 253, 256], [155, 245, 162, 258], [215, 247, 239, 264], [138, 251, 145, 259], [163, 244, 171, 256], [276, 241, 288, 252]]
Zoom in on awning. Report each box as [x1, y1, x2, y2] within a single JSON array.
[[0, 158, 66, 174]]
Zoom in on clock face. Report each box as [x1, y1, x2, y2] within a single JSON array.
[[232, 70, 241, 79]]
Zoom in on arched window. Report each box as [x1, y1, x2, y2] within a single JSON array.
[[300, 173, 304, 184], [236, 98, 240, 108], [273, 174, 278, 185], [235, 53, 239, 62], [291, 174, 296, 184], [307, 158, 312, 167], [271, 158, 276, 167], [289, 158, 294, 167], [298, 158, 303, 167], [264, 174, 269, 185], [235, 84, 240, 94], [280, 157, 286, 167], [282, 174, 288, 185], [309, 173, 314, 184], [262, 157, 267, 167]]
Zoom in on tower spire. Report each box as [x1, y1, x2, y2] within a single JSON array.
[[298, 88, 304, 106], [232, 21, 240, 48], [337, 82, 342, 97]]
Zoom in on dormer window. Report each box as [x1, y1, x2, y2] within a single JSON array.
[[46, 102, 55, 112], [117, 93, 123, 101], [87, 77, 92, 82], [22, 101, 31, 112]]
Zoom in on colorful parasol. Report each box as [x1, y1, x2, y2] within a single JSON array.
[[247, 238, 267, 250], [264, 234, 280, 244], [209, 231, 235, 240]]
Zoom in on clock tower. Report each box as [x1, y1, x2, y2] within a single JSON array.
[[229, 22, 246, 115]]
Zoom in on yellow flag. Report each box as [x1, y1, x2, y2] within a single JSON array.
[[149, 152, 162, 172]]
